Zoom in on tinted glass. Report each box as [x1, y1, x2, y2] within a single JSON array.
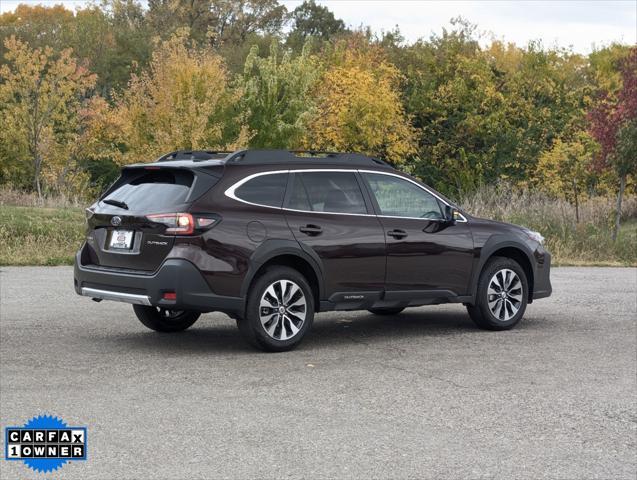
[[102, 170, 193, 211], [290, 172, 367, 214], [235, 173, 288, 207], [363, 173, 443, 219], [287, 174, 312, 211]]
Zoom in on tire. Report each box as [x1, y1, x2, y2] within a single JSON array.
[[238, 266, 314, 352], [133, 305, 200, 332], [368, 307, 405, 316], [467, 257, 528, 331]]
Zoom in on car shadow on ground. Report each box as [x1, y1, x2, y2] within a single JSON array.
[[94, 307, 547, 355]]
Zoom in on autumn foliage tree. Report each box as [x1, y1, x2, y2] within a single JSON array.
[[588, 48, 637, 240], [303, 46, 416, 165], [535, 133, 597, 222], [111, 32, 249, 164], [0, 36, 97, 196]]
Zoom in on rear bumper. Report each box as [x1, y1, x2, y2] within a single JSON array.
[[532, 249, 552, 300], [74, 251, 243, 315]]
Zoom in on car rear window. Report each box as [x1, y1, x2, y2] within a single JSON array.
[[234, 173, 288, 207], [102, 170, 194, 211]]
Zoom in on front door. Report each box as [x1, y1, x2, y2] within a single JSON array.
[[284, 170, 386, 304], [360, 171, 474, 298]]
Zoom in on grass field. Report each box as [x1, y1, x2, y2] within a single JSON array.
[[0, 205, 85, 266], [0, 196, 635, 267]]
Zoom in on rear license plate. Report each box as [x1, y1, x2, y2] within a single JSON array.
[[109, 230, 134, 249]]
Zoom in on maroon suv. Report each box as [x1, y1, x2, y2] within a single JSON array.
[[74, 150, 552, 351]]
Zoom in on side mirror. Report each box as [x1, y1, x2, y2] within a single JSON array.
[[444, 205, 459, 224]]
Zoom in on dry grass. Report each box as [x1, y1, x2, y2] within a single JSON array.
[[0, 185, 86, 208], [459, 186, 637, 266]]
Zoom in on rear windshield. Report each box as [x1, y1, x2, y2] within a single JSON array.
[[102, 170, 194, 211]]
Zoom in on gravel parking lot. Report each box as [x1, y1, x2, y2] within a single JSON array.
[[0, 266, 635, 479]]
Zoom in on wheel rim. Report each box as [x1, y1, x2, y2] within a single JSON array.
[[487, 268, 523, 321], [259, 280, 307, 341]]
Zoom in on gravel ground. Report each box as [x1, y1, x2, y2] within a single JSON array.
[[0, 266, 635, 479]]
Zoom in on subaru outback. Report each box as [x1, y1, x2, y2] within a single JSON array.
[[74, 149, 552, 351]]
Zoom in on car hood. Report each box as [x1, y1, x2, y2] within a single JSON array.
[[468, 215, 529, 235]]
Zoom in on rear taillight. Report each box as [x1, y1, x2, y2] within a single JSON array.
[[147, 213, 194, 235], [147, 213, 219, 235]]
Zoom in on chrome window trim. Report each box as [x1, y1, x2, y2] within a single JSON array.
[[224, 168, 468, 222]]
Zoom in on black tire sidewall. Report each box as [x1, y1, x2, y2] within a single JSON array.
[[242, 267, 314, 352], [133, 305, 200, 332], [476, 258, 528, 329]]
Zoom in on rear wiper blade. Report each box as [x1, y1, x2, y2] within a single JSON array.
[[102, 199, 129, 210]]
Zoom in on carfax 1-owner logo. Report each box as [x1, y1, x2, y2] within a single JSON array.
[[4, 415, 87, 474]]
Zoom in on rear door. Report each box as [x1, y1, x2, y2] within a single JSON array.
[[283, 170, 386, 303], [85, 167, 219, 271]]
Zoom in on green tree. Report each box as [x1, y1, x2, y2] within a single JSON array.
[[397, 20, 591, 196], [240, 42, 321, 148], [287, 0, 346, 50]]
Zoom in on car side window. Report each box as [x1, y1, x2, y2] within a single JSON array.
[[363, 173, 443, 219], [288, 172, 367, 214], [234, 173, 288, 207]]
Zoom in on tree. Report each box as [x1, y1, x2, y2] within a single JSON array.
[[240, 41, 321, 148], [93, 0, 154, 95], [0, 36, 97, 197], [303, 47, 416, 165], [111, 32, 249, 164], [147, 0, 287, 47], [589, 48, 637, 240], [395, 20, 591, 196], [398, 22, 501, 193], [0, 2, 153, 96], [287, 0, 346, 49], [0, 4, 75, 59], [535, 133, 596, 222]]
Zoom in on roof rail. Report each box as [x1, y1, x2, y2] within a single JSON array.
[[225, 149, 392, 168], [156, 150, 233, 162]]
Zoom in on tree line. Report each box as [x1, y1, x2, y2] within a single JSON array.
[[0, 1, 635, 234]]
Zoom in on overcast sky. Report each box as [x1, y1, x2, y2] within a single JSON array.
[[1, 0, 635, 54]]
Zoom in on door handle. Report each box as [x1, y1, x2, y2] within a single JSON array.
[[387, 229, 408, 239], [299, 224, 323, 236]]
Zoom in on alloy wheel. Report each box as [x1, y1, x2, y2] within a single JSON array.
[[487, 268, 524, 321], [259, 280, 307, 341]]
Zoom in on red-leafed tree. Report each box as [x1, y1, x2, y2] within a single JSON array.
[[588, 47, 637, 241]]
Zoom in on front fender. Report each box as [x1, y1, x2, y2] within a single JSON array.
[[468, 234, 537, 302]]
